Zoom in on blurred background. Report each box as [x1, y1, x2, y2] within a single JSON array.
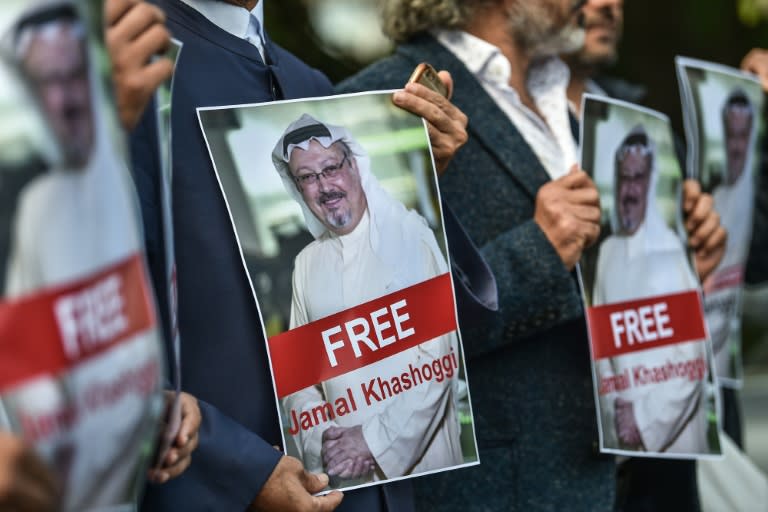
[[263, 0, 768, 469], [266, 0, 768, 134]]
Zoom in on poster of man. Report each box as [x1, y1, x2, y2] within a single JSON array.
[[198, 92, 478, 492], [0, 1, 165, 510], [676, 57, 765, 387], [579, 95, 721, 458]]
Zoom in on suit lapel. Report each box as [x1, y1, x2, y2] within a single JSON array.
[[397, 35, 551, 201], [569, 111, 580, 144]]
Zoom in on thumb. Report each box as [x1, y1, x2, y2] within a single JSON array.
[[682, 179, 699, 213], [303, 471, 330, 494], [314, 491, 345, 512], [322, 427, 343, 441]]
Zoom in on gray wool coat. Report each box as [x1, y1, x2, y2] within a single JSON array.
[[337, 33, 615, 511]]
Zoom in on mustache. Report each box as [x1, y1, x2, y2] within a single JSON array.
[[583, 8, 619, 30], [62, 104, 88, 122], [318, 190, 346, 205], [621, 195, 641, 207]]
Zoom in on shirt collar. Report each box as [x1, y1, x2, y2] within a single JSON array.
[[180, 0, 264, 40], [434, 29, 569, 93], [336, 207, 371, 247], [434, 29, 509, 84]]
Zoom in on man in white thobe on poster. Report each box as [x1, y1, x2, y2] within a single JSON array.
[[272, 113, 462, 485], [0, 5, 195, 510], [4, 6, 140, 297], [592, 126, 711, 455], [706, 90, 756, 374]]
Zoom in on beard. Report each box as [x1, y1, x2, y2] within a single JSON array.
[[326, 209, 352, 230], [317, 190, 353, 230], [570, 7, 622, 68], [506, 1, 586, 58]]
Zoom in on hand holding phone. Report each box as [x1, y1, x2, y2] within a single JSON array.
[[407, 62, 449, 98], [395, 64, 467, 176]]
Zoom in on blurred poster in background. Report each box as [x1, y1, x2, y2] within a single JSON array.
[[579, 95, 721, 459], [677, 56, 765, 388], [0, 1, 165, 510]]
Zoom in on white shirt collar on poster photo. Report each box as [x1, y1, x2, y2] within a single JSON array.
[[434, 29, 578, 181], [180, 0, 267, 61]]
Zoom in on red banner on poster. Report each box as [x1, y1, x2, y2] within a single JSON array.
[[269, 273, 457, 398], [588, 290, 707, 360], [0, 254, 156, 390]]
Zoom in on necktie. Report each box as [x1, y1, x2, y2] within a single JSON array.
[[245, 13, 268, 63], [246, 13, 281, 99]]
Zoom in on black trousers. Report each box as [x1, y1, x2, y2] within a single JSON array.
[[721, 387, 744, 448], [616, 458, 700, 512]]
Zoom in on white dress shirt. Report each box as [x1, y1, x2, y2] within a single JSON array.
[[180, 0, 267, 61], [435, 29, 578, 180]]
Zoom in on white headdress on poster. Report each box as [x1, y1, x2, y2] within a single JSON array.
[[714, 88, 757, 266], [271, 113, 446, 275], [593, 124, 698, 307], [610, 124, 686, 255], [4, 0, 140, 294]]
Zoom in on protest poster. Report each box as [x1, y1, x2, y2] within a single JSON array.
[[198, 91, 479, 492], [579, 94, 721, 458], [0, 1, 165, 510], [676, 57, 765, 388], [151, 37, 184, 471]]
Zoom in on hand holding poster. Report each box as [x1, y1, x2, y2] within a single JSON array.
[[579, 95, 721, 458], [676, 57, 765, 388], [0, 1, 165, 509], [198, 92, 478, 491]]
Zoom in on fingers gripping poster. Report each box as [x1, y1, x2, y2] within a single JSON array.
[[198, 92, 479, 492], [0, 1, 165, 510], [579, 95, 721, 459]]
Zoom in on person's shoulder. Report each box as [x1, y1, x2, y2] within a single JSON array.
[[12, 172, 68, 234], [336, 49, 416, 93], [400, 210, 448, 270], [293, 236, 330, 268], [17, 172, 64, 209], [598, 233, 620, 251], [150, 0, 207, 41], [270, 44, 333, 93], [402, 208, 431, 232]]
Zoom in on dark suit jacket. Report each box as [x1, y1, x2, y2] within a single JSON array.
[[131, 1, 413, 510], [747, 129, 768, 285], [338, 34, 615, 511]]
